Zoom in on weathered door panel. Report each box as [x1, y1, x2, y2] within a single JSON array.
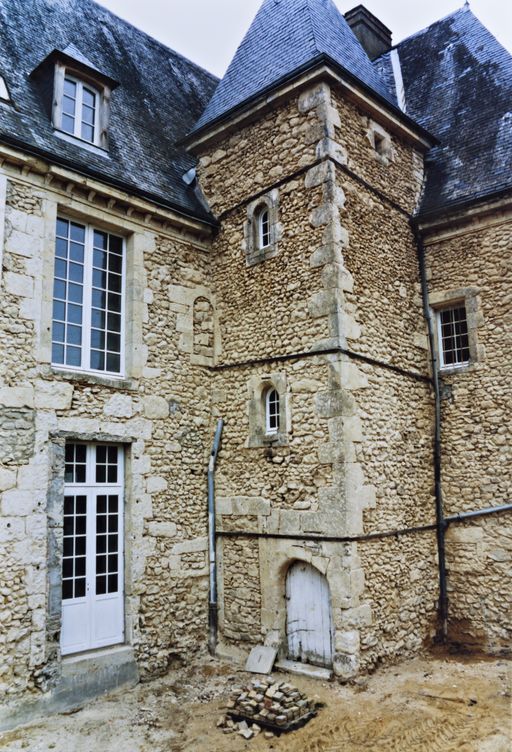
[[286, 562, 333, 667]]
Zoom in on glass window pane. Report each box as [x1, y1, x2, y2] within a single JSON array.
[[108, 273, 121, 293], [69, 263, 83, 284], [82, 88, 95, 108], [108, 257, 122, 277], [107, 313, 121, 332], [64, 78, 76, 97], [108, 534, 117, 552], [81, 123, 94, 142], [82, 105, 95, 125], [70, 242, 84, 263], [90, 350, 105, 371], [94, 231, 108, 250], [91, 330, 105, 349], [96, 465, 106, 483], [75, 446, 86, 463], [93, 249, 108, 269], [75, 516, 86, 535], [108, 553, 118, 571], [68, 304, 82, 325], [96, 575, 106, 595], [57, 218, 69, 238], [93, 269, 107, 289], [97, 494, 107, 513], [75, 557, 86, 577], [96, 535, 106, 554], [67, 325, 82, 346], [96, 555, 106, 574], [96, 515, 107, 534], [108, 495, 118, 513], [52, 322, 65, 343], [75, 578, 86, 598], [68, 283, 83, 304], [106, 353, 121, 373], [107, 333, 120, 352], [53, 279, 66, 300], [63, 559, 73, 578], [54, 259, 67, 279], [92, 309, 106, 328], [107, 574, 118, 593], [52, 343, 64, 364], [62, 579, 73, 600], [108, 293, 121, 313], [61, 114, 75, 134], [62, 95, 75, 116], [109, 236, 123, 255], [70, 223, 85, 243], [63, 537, 73, 557], [107, 465, 117, 484], [75, 536, 86, 556], [92, 289, 106, 309], [66, 346, 81, 367], [55, 237, 68, 258]]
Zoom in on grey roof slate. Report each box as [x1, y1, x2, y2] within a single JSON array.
[[0, 0, 219, 220], [192, 0, 398, 134], [375, 7, 512, 217]]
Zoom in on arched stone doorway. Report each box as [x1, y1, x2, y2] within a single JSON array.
[[285, 561, 333, 667]]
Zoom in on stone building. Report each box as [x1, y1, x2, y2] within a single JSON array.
[[0, 0, 510, 728]]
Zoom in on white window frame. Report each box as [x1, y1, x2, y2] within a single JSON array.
[[52, 217, 126, 378], [61, 442, 125, 655], [436, 303, 470, 370], [265, 387, 280, 435], [60, 74, 100, 146], [0, 75, 10, 102], [257, 206, 271, 250]]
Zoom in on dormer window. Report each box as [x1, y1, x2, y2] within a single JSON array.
[[61, 76, 99, 144], [30, 46, 118, 152]]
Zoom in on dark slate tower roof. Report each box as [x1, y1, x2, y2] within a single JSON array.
[[192, 0, 397, 134], [0, 0, 218, 220], [375, 7, 512, 217]]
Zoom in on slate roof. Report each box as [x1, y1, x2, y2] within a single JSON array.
[[192, 0, 398, 134], [374, 7, 512, 217], [0, 0, 218, 220]]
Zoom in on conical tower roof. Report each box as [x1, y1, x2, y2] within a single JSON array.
[[192, 0, 396, 134]]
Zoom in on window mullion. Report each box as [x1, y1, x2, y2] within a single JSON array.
[[82, 225, 93, 370]]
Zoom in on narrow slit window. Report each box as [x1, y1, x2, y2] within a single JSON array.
[[437, 305, 470, 368], [374, 132, 386, 156], [257, 207, 270, 249], [265, 388, 280, 435]]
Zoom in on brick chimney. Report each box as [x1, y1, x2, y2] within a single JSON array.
[[344, 5, 392, 60]]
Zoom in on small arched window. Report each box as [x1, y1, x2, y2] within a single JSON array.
[[256, 206, 270, 250], [265, 388, 280, 435]]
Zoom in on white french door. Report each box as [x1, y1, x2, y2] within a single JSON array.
[[60, 443, 125, 656]]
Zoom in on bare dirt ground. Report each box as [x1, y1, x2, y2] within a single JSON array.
[[0, 652, 510, 752]]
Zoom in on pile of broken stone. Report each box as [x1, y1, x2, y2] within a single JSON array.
[[217, 676, 318, 739]]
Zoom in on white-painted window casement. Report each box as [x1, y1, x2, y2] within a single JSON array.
[[61, 443, 125, 656], [437, 304, 470, 369], [265, 387, 280, 435], [52, 217, 125, 376], [0, 75, 10, 102], [257, 206, 271, 249], [61, 75, 100, 145]]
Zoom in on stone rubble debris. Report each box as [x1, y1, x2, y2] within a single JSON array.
[[217, 676, 319, 738]]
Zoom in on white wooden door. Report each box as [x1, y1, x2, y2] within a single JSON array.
[[60, 443, 124, 656], [286, 562, 333, 667]]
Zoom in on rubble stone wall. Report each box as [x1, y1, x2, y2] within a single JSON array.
[[197, 79, 439, 676], [0, 167, 214, 706], [425, 218, 512, 652]]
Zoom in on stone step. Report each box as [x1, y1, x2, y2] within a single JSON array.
[[274, 659, 332, 681]]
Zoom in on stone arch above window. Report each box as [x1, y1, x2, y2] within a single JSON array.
[[243, 190, 283, 267]]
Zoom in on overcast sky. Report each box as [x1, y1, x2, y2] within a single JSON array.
[[98, 0, 511, 77]]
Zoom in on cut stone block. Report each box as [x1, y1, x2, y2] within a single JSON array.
[[245, 647, 277, 675]]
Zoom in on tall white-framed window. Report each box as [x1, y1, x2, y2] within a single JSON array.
[[265, 387, 280, 435], [61, 442, 125, 655], [52, 217, 125, 376], [437, 304, 470, 369], [256, 206, 270, 250], [61, 75, 99, 144]]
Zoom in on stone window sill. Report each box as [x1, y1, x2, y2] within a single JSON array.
[[50, 367, 138, 391]]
